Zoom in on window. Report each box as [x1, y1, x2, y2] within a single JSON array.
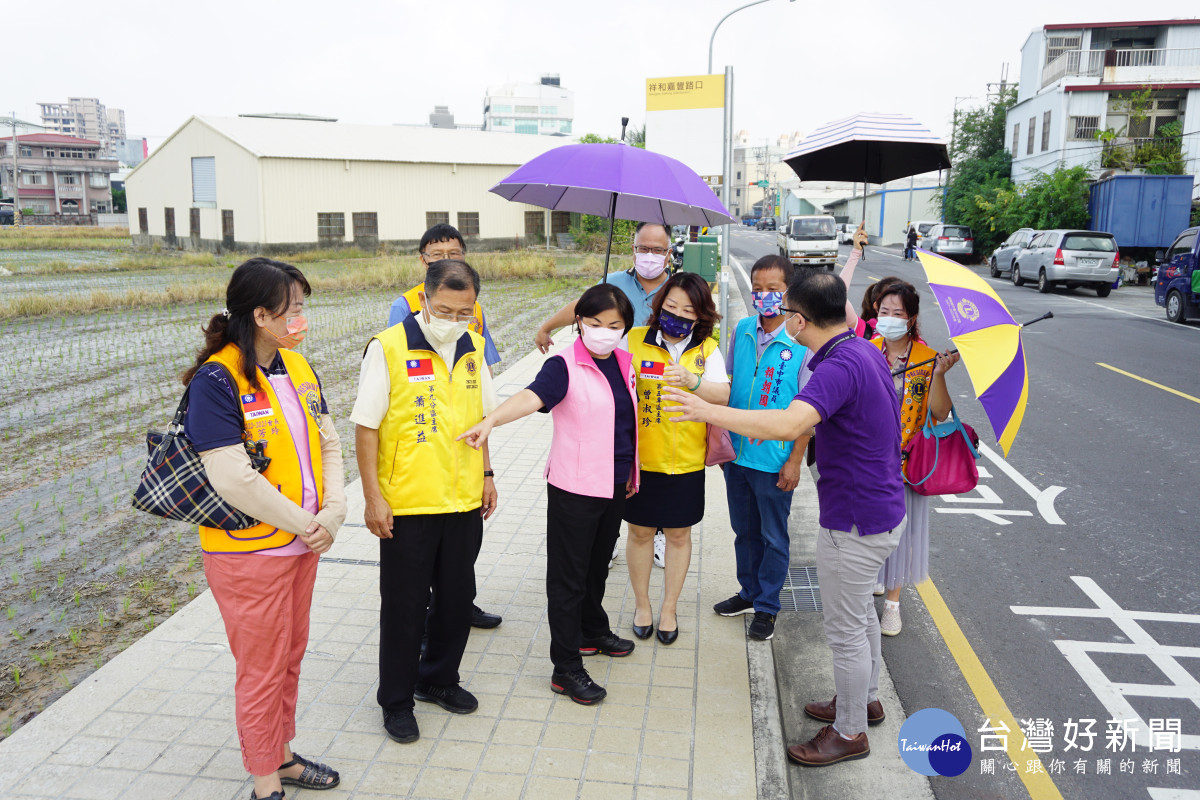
[[515, 105, 538, 114], [1070, 115, 1099, 140], [525, 210, 545, 239], [138, 207, 148, 234], [426, 211, 449, 229], [515, 120, 538, 135], [1062, 233, 1115, 252], [61, 199, 80, 214], [551, 211, 571, 235], [222, 209, 235, 241], [59, 174, 78, 185], [736, 188, 741, 197], [0, 144, 5, 156], [491, 117, 512, 127], [1027, 117, 1036, 155], [25, 200, 50, 214], [1045, 34, 1081, 65], [558, 120, 571, 134], [457, 212, 480, 237], [58, 148, 84, 159], [191, 156, 216, 206], [540, 106, 558, 115], [317, 212, 345, 243], [19, 146, 32, 157], [1041, 110, 1051, 151], [1169, 233, 1196, 261], [44, 149, 54, 157], [190, 207, 201, 238], [89, 173, 108, 188], [352, 212, 378, 240], [1107, 92, 1184, 139], [1012, 123, 1020, 157], [736, 171, 741, 180], [492, 104, 512, 113], [22, 172, 45, 185], [164, 207, 175, 238]]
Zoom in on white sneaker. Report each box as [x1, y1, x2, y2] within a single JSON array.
[[653, 530, 666, 569], [609, 541, 619, 569], [873, 583, 886, 597], [880, 602, 902, 636]]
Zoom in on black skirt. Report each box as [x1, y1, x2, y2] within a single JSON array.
[[623, 469, 705, 528]]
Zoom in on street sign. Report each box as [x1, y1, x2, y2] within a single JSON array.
[[756, 180, 769, 188]]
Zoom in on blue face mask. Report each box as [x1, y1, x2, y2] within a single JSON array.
[[752, 291, 784, 317], [658, 308, 695, 338]]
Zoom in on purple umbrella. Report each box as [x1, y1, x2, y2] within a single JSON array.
[[491, 142, 735, 279]]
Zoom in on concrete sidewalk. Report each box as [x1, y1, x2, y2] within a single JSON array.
[[0, 321, 932, 800]]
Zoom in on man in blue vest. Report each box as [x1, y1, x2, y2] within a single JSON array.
[[713, 254, 813, 642]]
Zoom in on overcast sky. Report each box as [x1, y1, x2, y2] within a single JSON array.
[[7, 0, 1196, 151]]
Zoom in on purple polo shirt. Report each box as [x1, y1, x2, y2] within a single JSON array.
[[796, 331, 906, 535]]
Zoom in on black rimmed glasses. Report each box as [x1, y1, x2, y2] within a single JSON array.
[[780, 307, 811, 323], [634, 246, 669, 256]]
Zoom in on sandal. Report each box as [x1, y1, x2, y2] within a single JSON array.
[[279, 753, 340, 791]]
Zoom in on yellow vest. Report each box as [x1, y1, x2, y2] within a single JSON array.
[[627, 326, 715, 474], [871, 338, 937, 450], [198, 344, 324, 553], [373, 316, 484, 515], [402, 283, 486, 338]]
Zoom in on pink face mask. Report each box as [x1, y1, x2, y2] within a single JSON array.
[[633, 252, 667, 280], [269, 314, 308, 349], [579, 323, 622, 356]]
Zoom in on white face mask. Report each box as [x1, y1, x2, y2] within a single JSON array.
[[874, 316, 910, 341], [424, 312, 470, 346], [580, 324, 622, 356]]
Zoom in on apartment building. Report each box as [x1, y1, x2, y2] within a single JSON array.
[[482, 75, 574, 136], [38, 97, 127, 157], [0, 134, 119, 215], [1006, 19, 1200, 197]]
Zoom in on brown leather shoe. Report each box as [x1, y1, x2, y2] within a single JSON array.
[[803, 695, 885, 726], [786, 725, 870, 767]]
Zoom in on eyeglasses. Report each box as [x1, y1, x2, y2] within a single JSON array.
[[428, 308, 478, 325], [634, 246, 669, 256], [422, 249, 465, 261], [780, 307, 811, 322]]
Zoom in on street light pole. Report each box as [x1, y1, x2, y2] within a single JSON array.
[[10, 112, 20, 227], [709, 0, 793, 357]]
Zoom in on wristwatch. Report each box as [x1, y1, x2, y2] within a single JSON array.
[[483, 470, 495, 478]]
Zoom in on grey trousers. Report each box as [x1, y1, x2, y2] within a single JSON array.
[[815, 519, 904, 735]]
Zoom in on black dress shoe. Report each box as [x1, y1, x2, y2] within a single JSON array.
[[656, 627, 678, 645], [631, 620, 654, 640], [471, 604, 502, 629], [383, 708, 419, 743]]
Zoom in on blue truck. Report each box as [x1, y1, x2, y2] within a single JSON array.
[[1154, 226, 1200, 323]]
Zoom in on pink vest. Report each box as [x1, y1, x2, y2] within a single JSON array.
[[545, 338, 641, 498]]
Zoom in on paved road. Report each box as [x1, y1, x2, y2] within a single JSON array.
[[727, 227, 1200, 799]]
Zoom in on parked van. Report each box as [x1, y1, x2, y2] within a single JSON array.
[[1154, 226, 1200, 322]]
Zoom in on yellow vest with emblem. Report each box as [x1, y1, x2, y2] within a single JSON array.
[[627, 326, 716, 474], [871, 338, 937, 450], [374, 316, 484, 515], [198, 343, 324, 553], [402, 284, 486, 338]]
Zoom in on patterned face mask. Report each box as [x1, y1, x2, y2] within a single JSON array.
[[658, 308, 695, 338], [752, 291, 784, 318]]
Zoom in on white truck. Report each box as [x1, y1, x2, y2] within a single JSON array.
[[777, 214, 839, 270]]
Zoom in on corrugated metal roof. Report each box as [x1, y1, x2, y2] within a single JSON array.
[[193, 115, 573, 165]]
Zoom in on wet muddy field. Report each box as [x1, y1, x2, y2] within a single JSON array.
[[0, 256, 594, 738]]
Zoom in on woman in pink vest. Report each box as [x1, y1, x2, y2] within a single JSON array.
[[459, 285, 639, 706]]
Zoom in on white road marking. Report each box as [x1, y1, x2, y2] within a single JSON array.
[[1147, 790, 1200, 799], [1012, 576, 1200, 752], [978, 443, 1066, 525]]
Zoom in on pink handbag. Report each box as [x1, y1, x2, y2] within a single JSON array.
[[705, 424, 735, 466], [902, 406, 980, 497]]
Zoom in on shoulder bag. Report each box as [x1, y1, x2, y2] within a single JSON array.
[[902, 405, 980, 497]]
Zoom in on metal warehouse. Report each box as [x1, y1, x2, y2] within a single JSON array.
[[125, 114, 572, 252]]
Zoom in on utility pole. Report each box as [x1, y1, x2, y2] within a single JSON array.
[[10, 112, 20, 227]]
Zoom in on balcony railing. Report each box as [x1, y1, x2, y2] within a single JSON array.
[[1042, 47, 1200, 88]]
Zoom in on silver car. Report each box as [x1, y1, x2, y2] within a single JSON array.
[[989, 228, 1038, 277], [1011, 229, 1119, 297], [919, 223, 974, 261]]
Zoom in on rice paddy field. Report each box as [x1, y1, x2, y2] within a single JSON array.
[[0, 227, 613, 738]]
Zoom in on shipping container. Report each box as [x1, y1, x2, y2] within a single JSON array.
[[1088, 174, 1194, 249]]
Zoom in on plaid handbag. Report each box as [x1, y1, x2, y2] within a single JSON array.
[[131, 369, 270, 529]]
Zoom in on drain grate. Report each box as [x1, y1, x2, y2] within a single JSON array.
[[779, 565, 822, 613]]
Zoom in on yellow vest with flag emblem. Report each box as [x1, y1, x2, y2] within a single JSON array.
[[198, 343, 324, 553], [402, 283, 486, 338], [627, 326, 715, 474], [373, 315, 484, 515]]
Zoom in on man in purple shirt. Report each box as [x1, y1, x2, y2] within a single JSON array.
[[664, 270, 905, 768]]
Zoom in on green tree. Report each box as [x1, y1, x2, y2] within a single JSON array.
[[1021, 165, 1092, 230], [941, 86, 1018, 256], [110, 188, 127, 213]]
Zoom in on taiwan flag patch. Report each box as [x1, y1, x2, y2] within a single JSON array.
[[241, 392, 273, 420], [406, 358, 435, 382], [640, 360, 666, 379]]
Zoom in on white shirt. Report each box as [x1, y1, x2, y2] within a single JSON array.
[[350, 313, 498, 430], [653, 330, 730, 383]]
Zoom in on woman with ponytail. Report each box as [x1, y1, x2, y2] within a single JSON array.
[[182, 257, 347, 800]]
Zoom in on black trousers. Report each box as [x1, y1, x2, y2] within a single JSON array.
[[546, 483, 625, 672], [377, 510, 483, 712]]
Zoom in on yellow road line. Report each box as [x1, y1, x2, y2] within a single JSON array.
[[916, 579, 1063, 799], [1097, 362, 1200, 405]]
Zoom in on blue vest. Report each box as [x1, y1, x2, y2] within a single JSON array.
[[729, 316, 807, 473]]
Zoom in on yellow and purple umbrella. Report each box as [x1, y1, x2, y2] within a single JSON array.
[[904, 249, 1052, 456]]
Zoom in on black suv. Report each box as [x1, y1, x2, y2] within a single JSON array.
[[756, 217, 776, 231]]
